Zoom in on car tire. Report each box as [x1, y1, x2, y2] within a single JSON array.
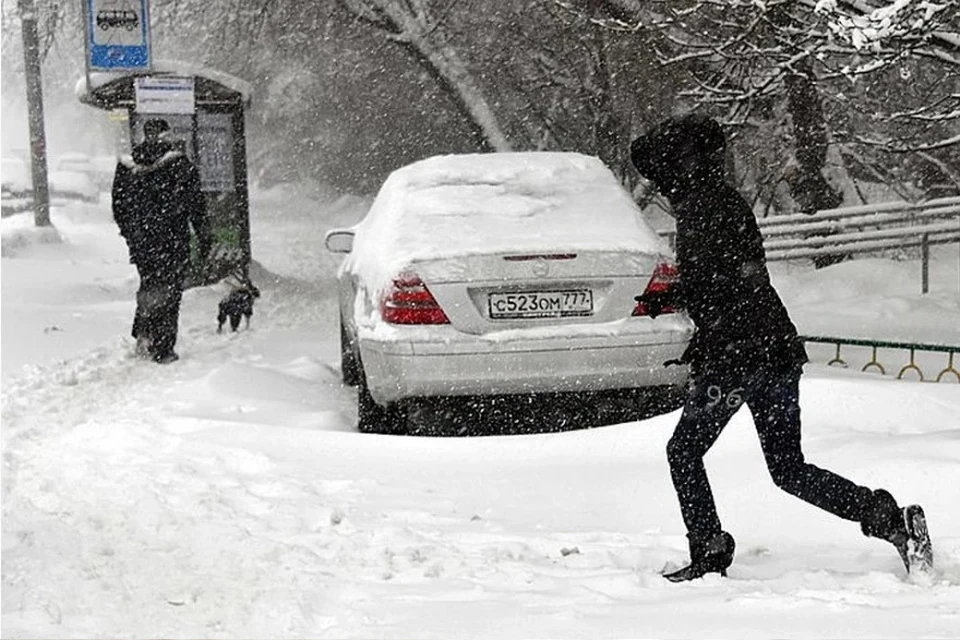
[[634, 384, 686, 420], [340, 317, 361, 387], [357, 369, 406, 435]]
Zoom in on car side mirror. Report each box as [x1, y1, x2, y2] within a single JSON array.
[[324, 229, 355, 254]]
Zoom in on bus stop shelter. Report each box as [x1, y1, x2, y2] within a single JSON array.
[[76, 60, 252, 286]]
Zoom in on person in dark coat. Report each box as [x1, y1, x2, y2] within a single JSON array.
[[631, 113, 930, 582], [112, 118, 212, 364]]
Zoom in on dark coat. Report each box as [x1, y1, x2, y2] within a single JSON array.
[[631, 114, 807, 377], [112, 140, 212, 272]]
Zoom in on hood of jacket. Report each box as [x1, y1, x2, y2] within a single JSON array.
[[630, 114, 727, 204]]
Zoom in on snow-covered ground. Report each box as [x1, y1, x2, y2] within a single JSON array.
[[2, 190, 959, 638]]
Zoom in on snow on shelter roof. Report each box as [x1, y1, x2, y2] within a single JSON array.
[[351, 152, 670, 292], [75, 60, 252, 107]]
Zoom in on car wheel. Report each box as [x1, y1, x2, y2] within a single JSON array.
[[633, 385, 686, 420], [357, 370, 406, 435], [340, 316, 361, 386]]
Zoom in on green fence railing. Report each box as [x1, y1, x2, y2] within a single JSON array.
[[802, 335, 960, 383]]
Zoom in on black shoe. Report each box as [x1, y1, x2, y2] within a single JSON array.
[[901, 504, 934, 575], [153, 351, 180, 364], [861, 489, 933, 574], [886, 504, 934, 575], [664, 531, 736, 583]]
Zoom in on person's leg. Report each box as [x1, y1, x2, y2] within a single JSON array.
[[150, 267, 184, 361], [135, 266, 166, 354], [748, 365, 874, 521], [667, 372, 744, 539], [663, 371, 744, 580], [132, 263, 147, 340], [749, 365, 932, 572]]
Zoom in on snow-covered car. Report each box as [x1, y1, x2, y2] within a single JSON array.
[[55, 152, 96, 175], [1, 157, 33, 216], [2, 157, 32, 196], [49, 170, 100, 204], [91, 155, 119, 191], [56, 152, 114, 193], [325, 152, 694, 434]]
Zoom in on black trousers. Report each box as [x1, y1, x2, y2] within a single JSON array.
[[133, 263, 185, 357], [667, 364, 873, 540]]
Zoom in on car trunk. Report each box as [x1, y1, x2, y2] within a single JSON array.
[[408, 250, 663, 334]]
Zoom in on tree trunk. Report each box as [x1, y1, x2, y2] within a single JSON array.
[[345, 0, 512, 152], [585, 23, 627, 176], [404, 37, 513, 152], [783, 57, 844, 215], [759, 2, 843, 216], [767, 2, 846, 267]]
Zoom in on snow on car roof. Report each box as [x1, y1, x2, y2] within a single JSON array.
[[58, 152, 93, 162], [2, 158, 31, 191], [49, 170, 97, 197], [352, 152, 669, 291]]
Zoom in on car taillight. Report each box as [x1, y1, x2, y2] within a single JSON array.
[[632, 262, 679, 316], [381, 273, 450, 325]]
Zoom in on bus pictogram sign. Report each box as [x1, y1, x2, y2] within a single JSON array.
[[85, 0, 151, 71]]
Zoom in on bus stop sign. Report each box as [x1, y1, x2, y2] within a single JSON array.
[[85, 0, 151, 71]]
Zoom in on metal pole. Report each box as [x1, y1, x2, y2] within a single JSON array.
[[233, 108, 251, 280], [82, 0, 91, 105], [921, 232, 930, 294], [18, 0, 51, 227]]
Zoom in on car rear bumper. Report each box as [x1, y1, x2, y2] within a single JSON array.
[[359, 318, 692, 404]]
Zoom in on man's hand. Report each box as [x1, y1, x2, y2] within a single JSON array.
[[634, 293, 664, 318]]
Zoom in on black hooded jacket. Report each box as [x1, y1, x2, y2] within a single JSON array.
[[631, 115, 807, 376], [112, 140, 212, 271]]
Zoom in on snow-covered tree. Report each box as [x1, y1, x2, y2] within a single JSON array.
[[564, 0, 959, 210], [337, 0, 512, 152]]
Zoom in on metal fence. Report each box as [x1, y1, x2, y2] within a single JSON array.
[[658, 197, 960, 292], [760, 197, 960, 263], [802, 335, 960, 383]]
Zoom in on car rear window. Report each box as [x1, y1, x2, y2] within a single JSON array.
[[400, 173, 643, 240]]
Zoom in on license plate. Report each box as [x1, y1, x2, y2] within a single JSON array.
[[488, 289, 593, 319]]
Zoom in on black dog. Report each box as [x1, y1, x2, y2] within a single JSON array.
[[218, 280, 260, 333]]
